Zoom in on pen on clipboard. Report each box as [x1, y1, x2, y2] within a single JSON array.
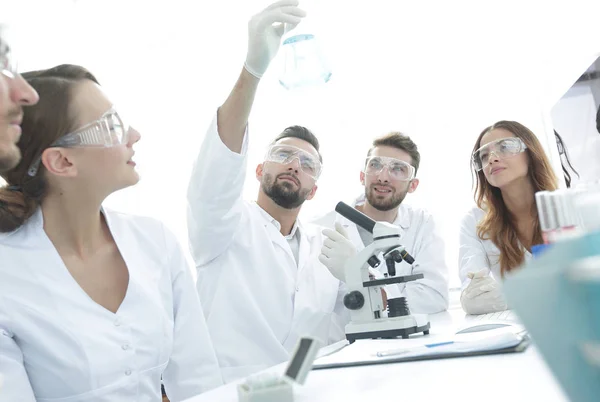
[[376, 341, 455, 358]]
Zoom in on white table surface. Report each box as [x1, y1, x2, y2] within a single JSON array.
[[184, 308, 569, 402]]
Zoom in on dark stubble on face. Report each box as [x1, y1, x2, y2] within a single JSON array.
[[262, 172, 311, 209], [365, 184, 409, 211]]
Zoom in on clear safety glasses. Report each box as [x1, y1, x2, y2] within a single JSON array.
[[264, 144, 323, 180], [472, 137, 528, 172], [363, 156, 416, 181], [0, 41, 18, 79], [27, 108, 129, 176]]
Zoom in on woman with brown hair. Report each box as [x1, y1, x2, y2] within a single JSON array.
[[459, 121, 558, 315], [0, 65, 222, 401]]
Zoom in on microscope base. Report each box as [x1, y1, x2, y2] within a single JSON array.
[[345, 315, 431, 344]]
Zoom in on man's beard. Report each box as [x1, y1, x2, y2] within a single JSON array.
[[262, 172, 311, 209], [365, 184, 408, 211], [0, 144, 21, 173]]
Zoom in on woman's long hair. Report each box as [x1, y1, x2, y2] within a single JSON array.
[[472, 121, 558, 276], [0, 65, 99, 232]]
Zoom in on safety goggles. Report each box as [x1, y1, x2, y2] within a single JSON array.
[[0, 41, 18, 79], [264, 144, 322, 180], [363, 156, 415, 181], [472, 137, 527, 172], [27, 108, 129, 176]]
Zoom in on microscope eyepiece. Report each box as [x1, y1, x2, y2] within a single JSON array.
[[335, 202, 376, 233]]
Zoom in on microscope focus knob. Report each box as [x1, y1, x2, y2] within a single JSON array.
[[367, 255, 381, 268], [344, 291, 365, 310]]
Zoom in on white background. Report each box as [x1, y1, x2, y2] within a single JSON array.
[[3, 0, 600, 287]]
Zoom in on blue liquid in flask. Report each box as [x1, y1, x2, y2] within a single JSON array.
[[279, 33, 332, 90]]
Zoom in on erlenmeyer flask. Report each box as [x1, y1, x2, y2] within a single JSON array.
[[278, 22, 332, 90]]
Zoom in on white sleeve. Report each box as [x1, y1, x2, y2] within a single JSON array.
[[161, 226, 223, 400], [186, 112, 249, 267], [458, 210, 490, 290], [403, 214, 449, 314], [0, 308, 36, 402]]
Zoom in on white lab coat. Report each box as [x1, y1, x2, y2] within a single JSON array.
[[0, 208, 222, 402], [187, 115, 347, 383], [312, 195, 450, 314], [458, 206, 531, 289]]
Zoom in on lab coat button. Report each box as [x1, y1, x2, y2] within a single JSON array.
[[122, 344, 130, 351], [114, 319, 121, 327], [125, 369, 132, 376], [295, 286, 299, 292]]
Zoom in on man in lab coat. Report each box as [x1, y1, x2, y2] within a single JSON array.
[[187, 1, 347, 383], [314, 132, 450, 314], [0, 26, 39, 172]]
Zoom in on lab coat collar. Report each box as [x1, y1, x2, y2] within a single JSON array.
[[6, 207, 48, 247], [251, 202, 310, 272], [10, 206, 113, 246], [252, 201, 301, 238], [353, 193, 410, 229], [29, 206, 43, 230], [0, 207, 49, 247]]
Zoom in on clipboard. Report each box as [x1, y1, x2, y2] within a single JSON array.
[[312, 327, 530, 370]]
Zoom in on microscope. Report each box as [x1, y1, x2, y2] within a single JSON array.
[[335, 202, 430, 343]]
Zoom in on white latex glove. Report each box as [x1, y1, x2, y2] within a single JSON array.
[[244, 0, 307, 78], [319, 222, 357, 282], [460, 269, 508, 315]]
